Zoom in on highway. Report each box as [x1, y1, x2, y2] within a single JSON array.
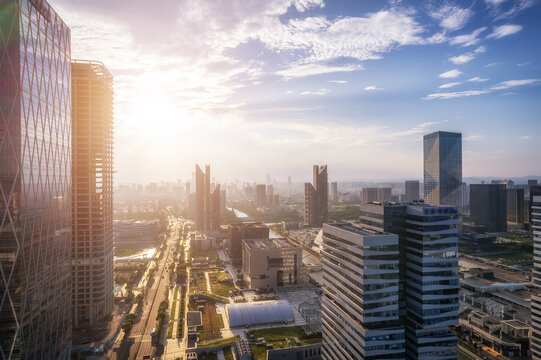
[[110, 214, 180, 360]]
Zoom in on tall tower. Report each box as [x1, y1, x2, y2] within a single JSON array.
[[0, 0, 72, 358], [71, 60, 114, 328], [531, 195, 541, 359], [423, 131, 462, 209], [210, 184, 221, 231], [204, 164, 211, 231], [304, 165, 328, 227], [195, 165, 205, 231]]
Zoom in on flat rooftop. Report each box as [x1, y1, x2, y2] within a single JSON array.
[[244, 237, 297, 249], [325, 222, 386, 236], [229, 221, 267, 229]]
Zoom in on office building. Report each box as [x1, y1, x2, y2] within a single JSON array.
[[195, 164, 218, 232], [71, 60, 114, 327], [404, 180, 420, 202], [507, 188, 525, 225], [227, 222, 269, 263], [330, 182, 338, 203], [210, 184, 221, 231], [358, 202, 459, 360], [470, 184, 507, 232], [321, 223, 405, 360], [304, 165, 328, 227], [256, 184, 267, 207], [361, 187, 392, 204], [242, 238, 302, 289], [424, 131, 462, 209], [530, 186, 541, 231], [531, 195, 541, 359], [0, 0, 72, 357]]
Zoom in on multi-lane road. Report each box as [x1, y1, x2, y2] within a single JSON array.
[[110, 215, 181, 360]]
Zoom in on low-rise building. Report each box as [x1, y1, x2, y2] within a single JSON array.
[[228, 222, 269, 264], [242, 238, 302, 290]]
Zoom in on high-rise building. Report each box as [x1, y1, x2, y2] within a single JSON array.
[[227, 222, 269, 264], [358, 202, 459, 360], [321, 223, 405, 359], [210, 184, 221, 230], [256, 184, 266, 207], [0, 0, 72, 357], [220, 188, 226, 214], [195, 164, 215, 232], [424, 131, 462, 209], [531, 195, 541, 359], [330, 182, 338, 203], [304, 165, 328, 227], [361, 187, 391, 203], [507, 188, 525, 225], [71, 60, 114, 328], [404, 180, 420, 202], [530, 186, 541, 232], [470, 184, 507, 232], [186, 182, 191, 204]]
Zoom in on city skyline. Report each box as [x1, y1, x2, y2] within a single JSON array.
[[48, 0, 541, 183]]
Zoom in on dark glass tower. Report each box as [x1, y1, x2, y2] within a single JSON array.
[[71, 60, 114, 328], [0, 0, 72, 358], [304, 165, 328, 227], [424, 131, 462, 209]]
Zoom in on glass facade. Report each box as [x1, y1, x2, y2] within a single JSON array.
[[0, 0, 72, 358], [531, 196, 541, 359], [423, 131, 462, 209]]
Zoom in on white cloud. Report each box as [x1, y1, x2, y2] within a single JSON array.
[[439, 82, 461, 88], [468, 76, 489, 82], [329, 80, 347, 84], [449, 45, 486, 64], [429, 4, 474, 31], [439, 69, 463, 78], [300, 88, 330, 96], [275, 63, 362, 79], [285, 90, 295, 94], [465, 134, 485, 141], [364, 85, 383, 91], [424, 90, 490, 100], [487, 24, 523, 39], [450, 27, 487, 46], [485, 0, 537, 20], [519, 135, 532, 140], [490, 78, 541, 90], [484, 62, 498, 67], [391, 120, 448, 137]]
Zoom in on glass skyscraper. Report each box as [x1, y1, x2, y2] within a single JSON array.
[[423, 131, 462, 209], [0, 0, 72, 358], [531, 195, 541, 359]]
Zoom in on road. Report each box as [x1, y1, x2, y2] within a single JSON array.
[[110, 214, 180, 360]]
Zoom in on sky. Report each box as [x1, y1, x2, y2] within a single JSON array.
[[49, 0, 541, 184]]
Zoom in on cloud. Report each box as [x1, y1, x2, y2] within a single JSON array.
[[391, 120, 448, 137], [468, 76, 489, 82], [424, 78, 541, 99], [484, 62, 497, 67], [485, 0, 537, 20], [300, 88, 330, 96], [465, 134, 485, 141], [487, 24, 523, 39], [439, 69, 463, 78], [329, 80, 347, 84], [275, 63, 363, 79], [519, 135, 532, 140], [490, 78, 541, 90], [428, 4, 474, 31], [364, 85, 383, 91], [449, 46, 486, 64], [450, 27, 487, 46], [439, 82, 461, 88]]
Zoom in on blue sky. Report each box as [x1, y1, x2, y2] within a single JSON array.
[[50, 0, 541, 183]]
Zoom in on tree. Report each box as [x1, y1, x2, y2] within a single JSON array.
[[122, 313, 136, 334]]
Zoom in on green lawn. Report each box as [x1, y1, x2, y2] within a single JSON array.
[[246, 326, 322, 346], [198, 353, 218, 360], [209, 271, 236, 297], [197, 336, 240, 349], [223, 346, 234, 360], [486, 251, 533, 261]]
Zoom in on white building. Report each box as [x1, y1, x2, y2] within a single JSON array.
[[531, 195, 541, 359], [321, 223, 405, 360]]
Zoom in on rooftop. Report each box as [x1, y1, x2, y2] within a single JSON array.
[[324, 222, 386, 236], [187, 311, 202, 327], [244, 237, 297, 249]]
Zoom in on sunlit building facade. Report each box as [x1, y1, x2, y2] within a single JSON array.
[[0, 0, 72, 358], [304, 165, 328, 227], [423, 131, 462, 209], [531, 196, 541, 359], [71, 60, 114, 328]]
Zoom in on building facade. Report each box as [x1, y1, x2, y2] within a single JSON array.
[[71, 60, 114, 327], [404, 181, 420, 202], [0, 0, 72, 357], [330, 182, 338, 203], [361, 187, 391, 204], [423, 131, 462, 209], [507, 188, 525, 225], [256, 184, 267, 208], [195, 164, 218, 232], [304, 165, 328, 227], [321, 223, 405, 360], [227, 222, 269, 263], [470, 184, 507, 232], [531, 195, 541, 359], [242, 238, 302, 289]]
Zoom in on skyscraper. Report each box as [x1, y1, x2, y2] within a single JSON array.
[[210, 184, 221, 230], [470, 184, 507, 232], [507, 188, 524, 225], [531, 195, 541, 359], [424, 131, 462, 209], [361, 187, 391, 203], [304, 165, 328, 227], [195, 164, 214, 232], [321, 223, 405, 359], [0, 0, 72, 357], [71, 60, 114, 328], [330, 182, 338, 203], [404, 180, 420, 202], [255, 184, 266, 207]]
